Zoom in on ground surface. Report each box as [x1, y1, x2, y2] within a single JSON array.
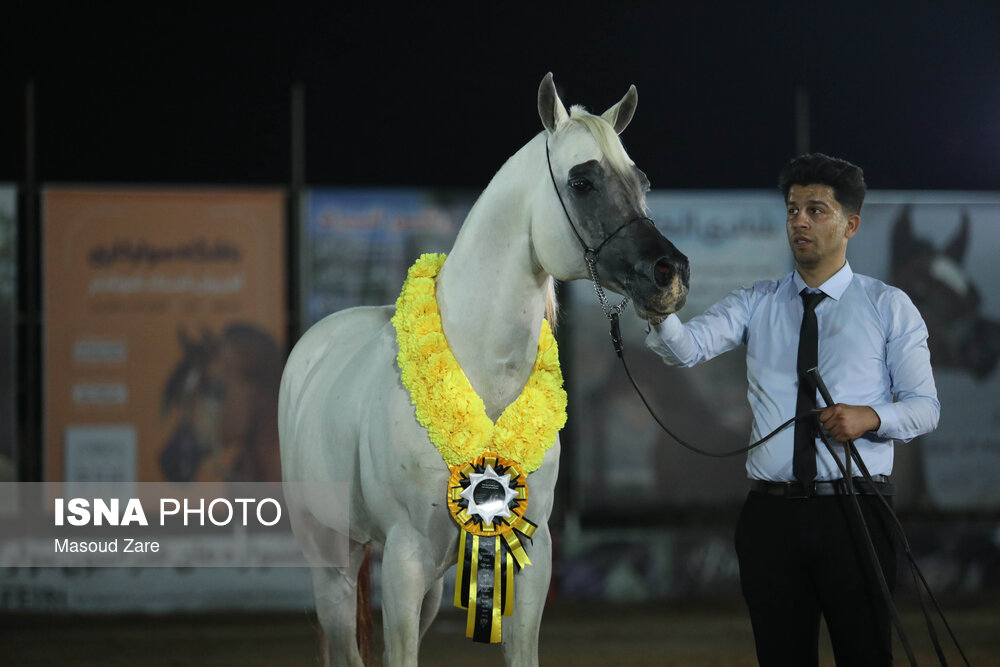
[[3, 601, 996, 665]]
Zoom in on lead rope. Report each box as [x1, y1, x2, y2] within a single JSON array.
[[809, 369, 969, 667]]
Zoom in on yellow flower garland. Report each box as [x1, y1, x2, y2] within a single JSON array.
[[392, 253, 567, 473]]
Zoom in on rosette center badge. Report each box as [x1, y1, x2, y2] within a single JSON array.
[[460, 464, 518, 526]]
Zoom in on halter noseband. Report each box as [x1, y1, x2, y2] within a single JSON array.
[[544, 138, 653, 320]]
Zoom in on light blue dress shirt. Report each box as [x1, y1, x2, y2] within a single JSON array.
[[645, 261, 940, 482]]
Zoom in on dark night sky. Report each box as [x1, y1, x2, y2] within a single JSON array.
[[4, 2, 1000, 192]]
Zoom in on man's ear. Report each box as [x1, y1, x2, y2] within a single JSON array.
[[845, 213, 861, 239]]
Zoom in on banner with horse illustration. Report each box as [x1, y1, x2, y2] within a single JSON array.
[[849, 192, 1000, 510], [43, 187, 286, 483], [567, 189, 1000, 514], [0, 185, 15, 482]]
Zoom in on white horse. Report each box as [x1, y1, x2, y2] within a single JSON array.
[[279, 73, 689, 666]]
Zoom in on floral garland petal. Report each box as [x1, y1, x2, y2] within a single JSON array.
[[392, 253, 566, 473]]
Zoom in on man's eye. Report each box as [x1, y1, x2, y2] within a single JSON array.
[[569, 178, 594, 193]]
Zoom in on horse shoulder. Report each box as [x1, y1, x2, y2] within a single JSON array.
[[280, 306, 397, 479], [354, 323, 455, 547], [279, 305, 453, 550]]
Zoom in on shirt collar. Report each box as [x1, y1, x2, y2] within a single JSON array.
[[792, 261, 854, 301]]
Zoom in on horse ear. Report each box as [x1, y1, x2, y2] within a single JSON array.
[[538, 72, 569, 133], [890, 205, 916, 269], [944, 210, 970, 264], [601, 84, 638, 135]]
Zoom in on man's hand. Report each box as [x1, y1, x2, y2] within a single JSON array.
[[647, 314, 667, 327], [817, 404, 881, 442]]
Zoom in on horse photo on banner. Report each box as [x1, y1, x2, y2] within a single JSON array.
[[849, 192, 1000, 511], [43, 187, 287, 484]]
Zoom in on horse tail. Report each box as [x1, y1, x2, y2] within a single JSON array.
[[356, 546, 373, 664]]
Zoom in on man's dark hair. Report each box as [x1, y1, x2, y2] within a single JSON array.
[[778, 153, 867, 215]]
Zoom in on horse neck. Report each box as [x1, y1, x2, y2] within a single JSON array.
[[435, 134, 551, 421]]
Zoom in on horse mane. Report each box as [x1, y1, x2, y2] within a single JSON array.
[[568, 105, 634, 180], [544, 275, 558, 331]]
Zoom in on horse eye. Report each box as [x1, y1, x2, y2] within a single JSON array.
[[202, 379, 227, 400], [569, 178, 594, 193]]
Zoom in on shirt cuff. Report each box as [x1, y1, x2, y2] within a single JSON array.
[[871, 403, 897, 438], [658, 313, 683, 337]]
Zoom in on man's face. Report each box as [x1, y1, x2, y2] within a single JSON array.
[[785, 183, 858, 271]]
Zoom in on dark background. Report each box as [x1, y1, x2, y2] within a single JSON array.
[[2, 7, 999, 664], [4, 2, 1000, 191]]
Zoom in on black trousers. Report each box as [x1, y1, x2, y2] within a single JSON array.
[[734, 490, 899, 667]]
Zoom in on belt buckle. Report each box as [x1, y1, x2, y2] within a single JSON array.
[[787, 481, 815, 499]]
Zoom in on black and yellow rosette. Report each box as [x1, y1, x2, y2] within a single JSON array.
[[448, 453, 536, 643]]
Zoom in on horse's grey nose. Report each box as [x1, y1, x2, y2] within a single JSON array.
[[653, 253, 689, 289]]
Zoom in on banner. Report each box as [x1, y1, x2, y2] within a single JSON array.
[[300, 188, 472, 329], [0, 185, 15, 482], [567, 192, 790, 510], [849, 192, 1000, 510], [43, 188, 286, 484], [568, 189, 1000, 512]]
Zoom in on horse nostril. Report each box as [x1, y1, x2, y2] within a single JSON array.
[[654, 258, 674, 288]]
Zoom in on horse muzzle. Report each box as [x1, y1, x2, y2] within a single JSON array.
[[589, 215, 689, 321], [631, 247, 690, 321]]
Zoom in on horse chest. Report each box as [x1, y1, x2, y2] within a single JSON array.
[[473, 360, 533, 420]]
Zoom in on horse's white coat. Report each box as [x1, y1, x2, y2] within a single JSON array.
[[279, 74, 685, 666]]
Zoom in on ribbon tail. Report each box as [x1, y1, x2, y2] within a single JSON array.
[[454, 529, 470, 609], [502, 530, 532, 569], [464, 534, 479, 638], [463, 534, 503, 643]]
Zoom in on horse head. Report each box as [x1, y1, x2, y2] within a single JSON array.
[[160, 323, 283, 481], [532, 73, 689, 322], [891, 206, 1000, 379]]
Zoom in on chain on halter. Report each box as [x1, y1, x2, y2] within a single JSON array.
[[585, 251, 629, 318]]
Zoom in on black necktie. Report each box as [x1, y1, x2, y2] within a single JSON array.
[[794, 290, 826, 484]]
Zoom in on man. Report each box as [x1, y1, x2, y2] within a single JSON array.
[[645, 153, 939, 666]]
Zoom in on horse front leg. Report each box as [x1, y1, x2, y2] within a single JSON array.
[[419, 575, 444, 640], [380, 525, 442, 667], [310, 539, 368, 667], [501, 522, 552, 667]]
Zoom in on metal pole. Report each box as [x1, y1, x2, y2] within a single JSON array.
[[19, 79, 41, 481], [288, 82, 305, 345]]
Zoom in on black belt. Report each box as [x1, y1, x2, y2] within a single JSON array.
[[750, 475, 894, 499]]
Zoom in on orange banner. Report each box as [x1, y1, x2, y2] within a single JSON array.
[[44, 188, 286, 483]]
